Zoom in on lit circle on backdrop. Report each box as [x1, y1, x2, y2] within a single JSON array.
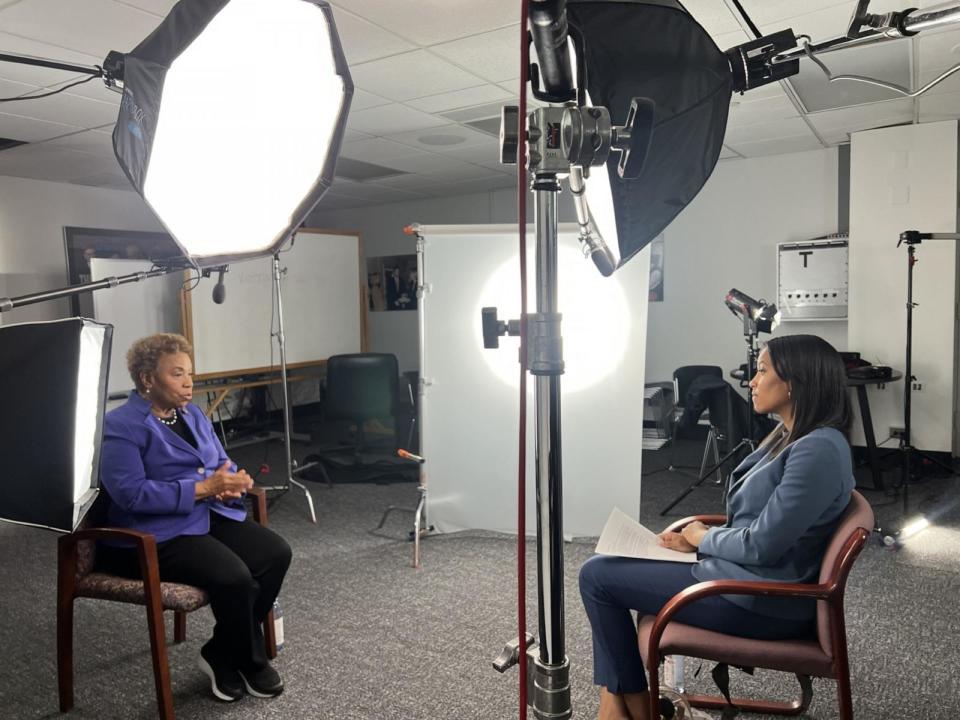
[[476, 246, 631, 393]]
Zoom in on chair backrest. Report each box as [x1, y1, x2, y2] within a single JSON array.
[[74, 489, 113, 577], [816, 490, 874, 657], [324, 353, 399, 424], [672, 365, 723, 409]]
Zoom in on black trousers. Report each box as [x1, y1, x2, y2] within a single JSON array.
[[97, 511, 292, 671]]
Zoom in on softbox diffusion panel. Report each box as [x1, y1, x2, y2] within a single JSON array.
[[0, 319, 112, 531], [567, 0, 732, 266]]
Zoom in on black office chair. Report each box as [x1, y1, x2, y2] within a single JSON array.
[[305, 353, 411, 482], [667, 365, 724, 483]]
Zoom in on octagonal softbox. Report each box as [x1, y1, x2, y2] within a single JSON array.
[[113, 0, 353, 266]]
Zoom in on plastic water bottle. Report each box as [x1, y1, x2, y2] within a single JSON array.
[[663, 655, 685, 693], [273, 598, 284, 652]]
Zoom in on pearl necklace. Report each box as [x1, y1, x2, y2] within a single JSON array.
[[156, 409, 178, 426]]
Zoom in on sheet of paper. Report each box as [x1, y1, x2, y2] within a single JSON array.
[[595, 507, 698, 563]]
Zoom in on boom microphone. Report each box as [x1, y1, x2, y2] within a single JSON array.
[[212, 266, 227, 304]]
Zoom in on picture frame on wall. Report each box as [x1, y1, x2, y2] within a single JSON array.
[[367, 254, 417, 311]]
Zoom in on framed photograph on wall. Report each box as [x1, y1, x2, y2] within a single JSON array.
[[366, 254, 417, 311]]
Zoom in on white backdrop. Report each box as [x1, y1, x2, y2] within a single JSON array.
[[419, 224, 651, 538]]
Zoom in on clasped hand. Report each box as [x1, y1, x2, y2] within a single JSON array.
[[198, 461, 253, 502], [657, 520, 709, 554]]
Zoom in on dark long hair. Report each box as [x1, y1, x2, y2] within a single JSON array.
[[761, 334, 851, 455]]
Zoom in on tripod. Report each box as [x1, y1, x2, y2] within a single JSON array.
[[660, 325, 761, 516], [882, 232, 959, 542]]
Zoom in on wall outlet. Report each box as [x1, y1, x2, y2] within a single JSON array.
[[890, 426, 906, 440]]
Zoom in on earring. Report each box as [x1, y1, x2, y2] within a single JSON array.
[[145, 387, 151, 395]]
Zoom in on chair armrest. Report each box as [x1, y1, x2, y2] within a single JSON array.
[[663, 514, 727, 534], [247, 486, 268, 527], [644, 578, 831, 669]]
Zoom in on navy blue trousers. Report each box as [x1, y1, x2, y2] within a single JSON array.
[[578, 555, 814, 694]]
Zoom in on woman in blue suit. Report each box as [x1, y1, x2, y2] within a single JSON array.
[[580, 334, 854, 720], [97, 333, 291, 703]]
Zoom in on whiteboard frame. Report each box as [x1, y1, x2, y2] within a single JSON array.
[[181, 227, 367, 380]]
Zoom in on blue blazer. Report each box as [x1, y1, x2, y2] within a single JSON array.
[[693, 426, 854, 620], [99, 391, 246, 544]]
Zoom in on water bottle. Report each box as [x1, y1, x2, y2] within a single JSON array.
[[273, 598, 284, 652], [663, 655, 685, 693]]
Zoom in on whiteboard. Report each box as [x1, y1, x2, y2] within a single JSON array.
[[186, 229, 363, 378], [418, 224, 651, 537], [90, 258, 183, 395]]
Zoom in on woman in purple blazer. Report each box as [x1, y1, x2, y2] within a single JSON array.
[[97, 333, 291, 703]]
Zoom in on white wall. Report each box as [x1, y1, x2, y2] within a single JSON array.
[[849, 121, 958, 453], [307, 187, 577, 374], [645, 147, 845, 388], [0, 176, 162, 325]]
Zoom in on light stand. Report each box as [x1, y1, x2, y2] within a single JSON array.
[[881, 231, 959, 545], [252, 251, 318, 524]]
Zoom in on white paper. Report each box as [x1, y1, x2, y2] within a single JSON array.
[[595, 508, 698, 563]]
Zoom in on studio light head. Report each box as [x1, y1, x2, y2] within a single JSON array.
[[725, 288, 780, 334], [111, 0, 353, 267]]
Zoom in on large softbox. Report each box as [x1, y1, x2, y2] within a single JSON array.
[[567, 0, 732, 266], [0, 319, 112, 531], [112, 0, 353, 267]]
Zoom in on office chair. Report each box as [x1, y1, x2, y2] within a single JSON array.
[[640, 491, 873, 720], [667, 365, 725, 483], [307, 353, 411, 482]]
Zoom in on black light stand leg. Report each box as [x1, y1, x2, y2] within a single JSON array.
[[659, 438, 752, 516]]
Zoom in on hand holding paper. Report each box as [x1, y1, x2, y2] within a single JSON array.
[[595, 508, 698, 563]]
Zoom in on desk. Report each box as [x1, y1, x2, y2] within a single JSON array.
[[197, 374, 308, 418], [729, 368, 902, 490], [848, 371, 903, 490]]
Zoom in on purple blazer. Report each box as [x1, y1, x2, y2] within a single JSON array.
[[99, 391, 246, 544]]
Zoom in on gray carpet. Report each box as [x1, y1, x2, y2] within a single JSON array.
[[1, 436, 958, 720]]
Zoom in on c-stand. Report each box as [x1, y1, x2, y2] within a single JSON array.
[[881, 231, 959, 545]]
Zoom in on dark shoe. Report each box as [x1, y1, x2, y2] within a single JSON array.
[[198, 643, 243, 702], [238, 664, 284, 698]]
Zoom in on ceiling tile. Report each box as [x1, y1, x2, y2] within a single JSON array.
[[407, 84, 512, 114], [383, 123, 495, 152], [0, 83, 119, 128], [725, 116, 818, 145], [719, 146, 741, 159], [438, 141, 502, 165], [806, 98, 916, 144], [350, 50, 486, 102], [112, 0, 175, 17], [728, 91, 799, 125], [339, 137, 426, 163], [377, 151, 501, 181], [918, 89, 960, 122], [0, 0, 161, 58], [328, 0, 519, 46], [330, 7, 417, 64], [40, 127, 115, 154], [431, 26, 521, 84], [0, 109, 80, 141], [0, 32, 103, 88], [682, 0, 740, 36], [351, 89, 392, 112], [346, 103, 448, 135], [729, 133, 826, 157]]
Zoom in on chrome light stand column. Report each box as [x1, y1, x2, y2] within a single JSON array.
[[256, 251, 317, 524]]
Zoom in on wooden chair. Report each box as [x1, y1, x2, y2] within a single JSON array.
[[57, 486, 277, 720], [639, 491, 873, 720]]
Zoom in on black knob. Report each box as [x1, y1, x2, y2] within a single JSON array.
[[500, 106, 520, 165]]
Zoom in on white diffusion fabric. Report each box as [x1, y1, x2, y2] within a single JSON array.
[[419, 225, 650, 537]]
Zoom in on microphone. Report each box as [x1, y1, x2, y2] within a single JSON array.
[[397, 448, 425, 464], [212, 266, 227, 304]]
